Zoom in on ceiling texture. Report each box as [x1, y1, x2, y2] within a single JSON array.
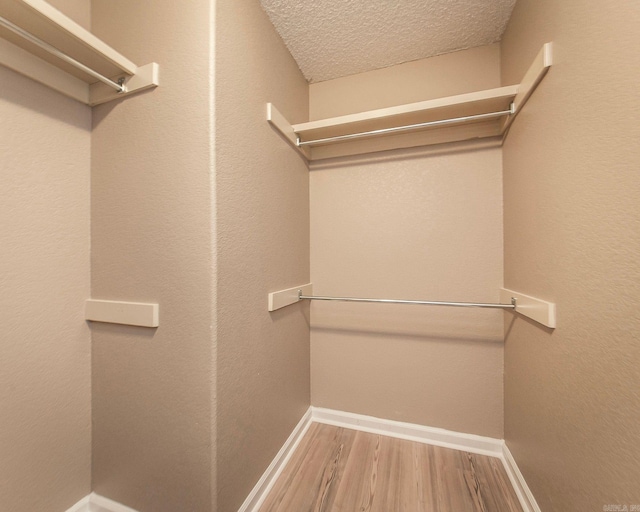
[[260, 0, 517, 83]]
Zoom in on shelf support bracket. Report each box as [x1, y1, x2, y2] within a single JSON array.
[[89, 62, 160, 106], [266, 103, 310, 160], [501, 42, 553, 134], [500, 288, 556, 328]]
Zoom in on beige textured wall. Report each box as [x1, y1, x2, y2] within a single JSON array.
[[0, 2, 91, 510], [501, 1, 640, 510], [215, 0, 310, 510], [310, 44, 501, 120], [90, 1, 215, 510], [310, 45, 505, 438], [47, 0, 90, 28]]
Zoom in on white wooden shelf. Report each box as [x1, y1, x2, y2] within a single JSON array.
[[0, 0, 159, 105], [268, 43, 552, 161]]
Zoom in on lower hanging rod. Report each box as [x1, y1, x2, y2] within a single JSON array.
[[0, 15, 126, 93], [296, 106, 514, 147], [298, 292, 516, 309]]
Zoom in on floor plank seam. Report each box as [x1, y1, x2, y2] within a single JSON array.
[[258, 423, 524, 512]]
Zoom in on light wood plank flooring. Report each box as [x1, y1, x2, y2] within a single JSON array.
[[259, 422, 523, 512]]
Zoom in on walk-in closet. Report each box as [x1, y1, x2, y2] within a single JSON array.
[[1, 0, 638, 511]]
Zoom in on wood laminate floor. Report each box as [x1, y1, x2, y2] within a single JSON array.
[[259, 422, 523, 512]]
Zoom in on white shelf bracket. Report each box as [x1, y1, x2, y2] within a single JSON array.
[[501, 42, 553, 134], [268, 283, 312, 312], [500, 288, 556, 328], [266, 103, 310, 160], [89, 62, 160, 106], [85, 299, 159, 327]]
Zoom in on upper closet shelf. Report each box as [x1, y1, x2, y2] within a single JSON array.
[[0, 0, 159, 106], [268, 43, 552, 161]]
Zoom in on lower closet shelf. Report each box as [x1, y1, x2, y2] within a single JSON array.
[[268, 284, 556, 328]]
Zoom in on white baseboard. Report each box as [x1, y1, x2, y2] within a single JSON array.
[[241, 406, 539, 512], [65, 492, 140, 512], [67, 408, 539, 512], [312, 407, 539, 512], [63, 410, 313, 512], [237, 407, 313, 512], [502, 443, 541, 512], [65, 495, 90, 512], [311, 407, 505, 458]]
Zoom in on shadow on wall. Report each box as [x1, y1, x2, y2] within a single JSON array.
[[268, 300, 311, 326], [503, 314, 555, 342], [309, 138, 504, 171], [88, 321, 159, 342], [311, 302, 505, 344], [0, 67, 90, 130]]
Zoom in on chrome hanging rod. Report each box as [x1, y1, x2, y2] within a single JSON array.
[[298, 292, 516, 309], [0, 15, 126, 93], [296, 106, 514, 147]]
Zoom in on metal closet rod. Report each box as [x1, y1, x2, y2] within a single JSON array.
[[298, 292, 516, 310], [296, 106, 515, 147], [0, 15, 126, 93]]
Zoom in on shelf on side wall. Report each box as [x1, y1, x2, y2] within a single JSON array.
[[0, 0, 159, 106]]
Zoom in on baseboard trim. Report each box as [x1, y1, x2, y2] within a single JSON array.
[[313, 407, 539, 512], [311, 406, 504, 458], [240, 406, 538, 512], [237, 407, 313, 512], [65, 492, 140, 512], [502, 443, 541, 512], [67, 409, 538, 512], [65, 495, 90, 512]]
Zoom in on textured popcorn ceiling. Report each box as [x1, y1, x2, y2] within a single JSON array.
[[260, 0, 516, 83]]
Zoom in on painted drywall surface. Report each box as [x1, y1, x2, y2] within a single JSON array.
[[0, 1, 91, 509], [260, 1, 513, 83], [90, 1, 214, 511], [310, 43, 501, 119], [310, 45, 505, 438], [214, 0, 310, 509], [501, 1, 640, 510], [47, 0, 90, 28]]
